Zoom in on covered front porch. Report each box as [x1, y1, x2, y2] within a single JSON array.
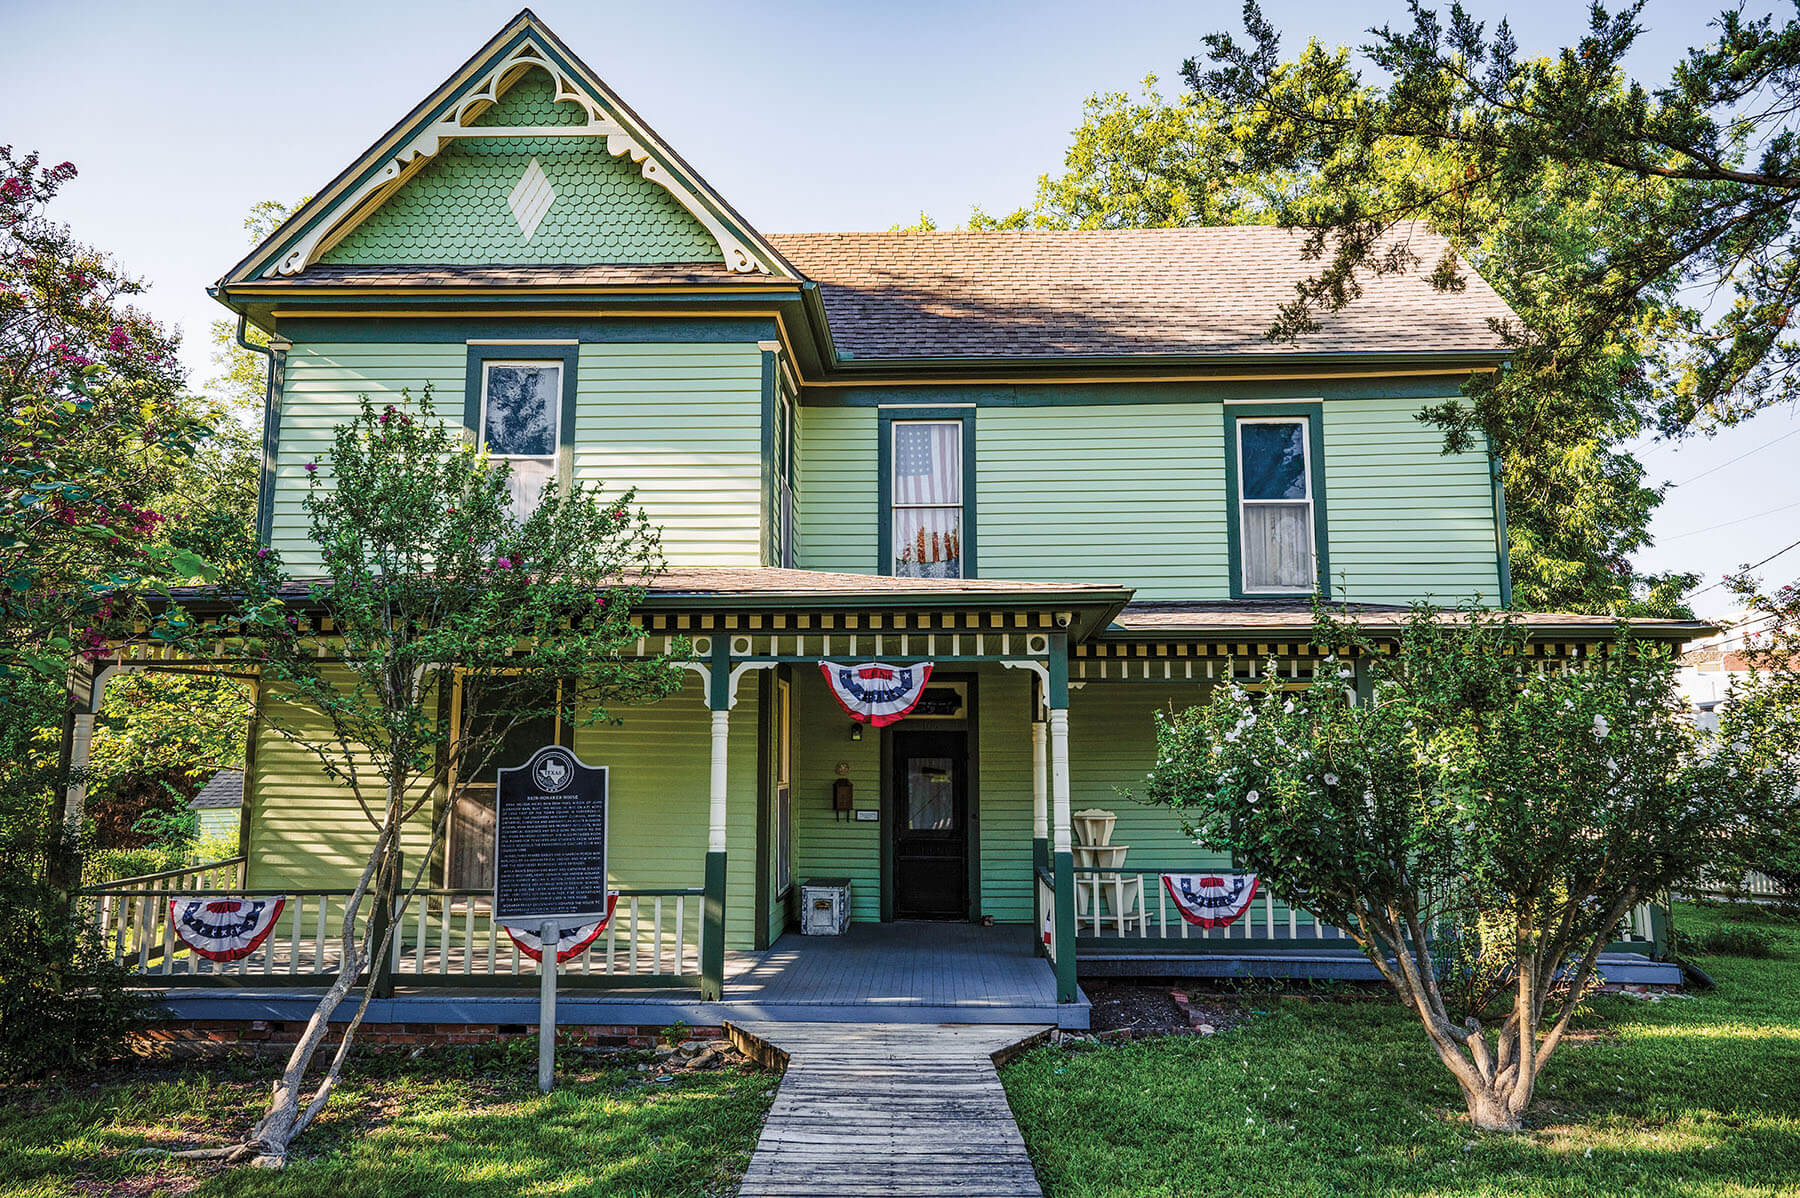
[[72, 573, 1693, 1025]]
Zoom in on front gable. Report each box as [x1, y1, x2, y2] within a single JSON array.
[[223, 11, 785, 281]]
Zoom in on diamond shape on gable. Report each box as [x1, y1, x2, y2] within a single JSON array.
[[507, 158, 555, 240]]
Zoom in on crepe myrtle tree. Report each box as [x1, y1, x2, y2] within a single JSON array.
[[170, 391, 682, 1167], [1140, 606, 1788, 1131]]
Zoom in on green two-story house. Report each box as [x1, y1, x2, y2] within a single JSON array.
[[75, 10, 1703, 1022]]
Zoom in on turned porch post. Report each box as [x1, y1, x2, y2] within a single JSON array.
[[701, 636, 730, 1001], [1047, 634, 1077, 1003]]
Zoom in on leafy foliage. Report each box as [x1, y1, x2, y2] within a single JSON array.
[[1140, 605, 1792, 1129], [173, 388, 684, 1166], [0, 147, 225, 681], [939, 55, 1692, 613]]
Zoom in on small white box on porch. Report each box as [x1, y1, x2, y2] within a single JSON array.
[[800, 878, 852, 935]]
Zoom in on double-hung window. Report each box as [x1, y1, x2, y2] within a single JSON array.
[[890, 420, 964, 579], [1235, 416, 1318, 593], [479, 360, 562, 518]]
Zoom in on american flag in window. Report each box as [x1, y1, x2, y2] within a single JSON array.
[[892, 421, 962, 579]]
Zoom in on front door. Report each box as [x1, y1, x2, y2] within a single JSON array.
[[891, 730, 968, 919]]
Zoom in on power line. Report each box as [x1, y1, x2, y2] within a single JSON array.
[[1689, 535, 1800, 598], [1659, 497, 1800, 541], [1671, 426, 1800, 487]]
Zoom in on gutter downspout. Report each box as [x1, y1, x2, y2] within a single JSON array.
[[236, 315, 289, 550], [1490, 451, 1514, 609]]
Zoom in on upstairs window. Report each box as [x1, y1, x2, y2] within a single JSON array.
[[774, 388, 796, 568], [891, 420, 963, 578], [480, 361, 562, 517], [1236, 416, 1317, 593]]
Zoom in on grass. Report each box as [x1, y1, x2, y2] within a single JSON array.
[[0, 1041, 775, 1197], [1002, 902, 1800, 1197]]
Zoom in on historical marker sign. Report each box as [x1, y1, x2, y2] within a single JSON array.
[[493, 745, 609, 923]]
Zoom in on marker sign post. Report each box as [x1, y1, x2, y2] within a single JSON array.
[[492, 745, 609, 1093]]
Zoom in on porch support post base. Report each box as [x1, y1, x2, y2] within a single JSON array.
[[1053, 848, 1077, 1002], [701, 849, 726, 1001]]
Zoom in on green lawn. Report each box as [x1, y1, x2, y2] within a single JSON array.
[[0, 1043, 774, 1197], [1004, 902, 1800, 1197]]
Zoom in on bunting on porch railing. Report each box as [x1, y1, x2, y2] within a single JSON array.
[[1162, 874, 1259, 929], [818, 661, 934, 726], [501, 894, 620, 963], [170, 895, 286, 962]]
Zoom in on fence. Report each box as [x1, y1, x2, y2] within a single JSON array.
[[1066, 865, 1663, 954], [83, 872, 703, 988]]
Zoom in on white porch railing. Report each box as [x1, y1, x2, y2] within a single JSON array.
[[1069, 867, 1661, 951], [82, 880, 703, 986]]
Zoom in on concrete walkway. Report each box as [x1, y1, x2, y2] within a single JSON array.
[[728, 1021, 1051, 1198]]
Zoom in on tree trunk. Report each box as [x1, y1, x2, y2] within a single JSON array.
[[1462, 1082, 1526, 1132]]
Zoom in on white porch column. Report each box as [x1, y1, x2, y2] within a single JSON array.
[[1031, 720, 1048, 842], [708, 709, 730, 854], [1048, 708, 1072, 854], [64, 711, 96, 834]]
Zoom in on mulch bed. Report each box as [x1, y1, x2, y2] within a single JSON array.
[[1081, 982, 1247, 1036]]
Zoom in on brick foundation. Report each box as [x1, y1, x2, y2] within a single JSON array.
[[131, 1019, 725, 1056]]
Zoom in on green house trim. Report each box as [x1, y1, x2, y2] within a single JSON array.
[[1222, 401, 1332, 601], [876, 407, 978, 580]]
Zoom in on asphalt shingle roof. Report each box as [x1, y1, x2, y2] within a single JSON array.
[[764, 225, 1519, 360], [188, 769, 245, 811]]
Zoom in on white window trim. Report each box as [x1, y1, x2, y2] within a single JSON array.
[[889, 419, 964, 575], [478, 359, 563, 462], [1236, 415, 1317, 596]]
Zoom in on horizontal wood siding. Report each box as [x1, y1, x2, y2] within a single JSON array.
[[247, 675, 763, 948], [571, 677, 762, 947], [572, 343, 763, 568], [790, 670, 884, 921], [245, 675, 438, 891], [795, 406, 878, 573], [1067, 680, 1233, 866], [975, 666, 1034, 922], [1321, 397, 1501, 604], [977, 404, 1228, 600], [271, 344, 466, 573], [793, 392, 1499, 603]]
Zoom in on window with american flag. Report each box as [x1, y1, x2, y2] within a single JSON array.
[[891, 420, 963, 579]]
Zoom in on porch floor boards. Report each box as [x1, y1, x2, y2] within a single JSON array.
[[728, 1021, 1049, 1198], [726, 922, 1056, 1010]]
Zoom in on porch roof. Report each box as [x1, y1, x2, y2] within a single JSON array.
[[1105, 600, 1715, 644]]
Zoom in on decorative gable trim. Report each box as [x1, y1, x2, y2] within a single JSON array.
[[224, 12, 788, 285], [268, 40, 763, 277]]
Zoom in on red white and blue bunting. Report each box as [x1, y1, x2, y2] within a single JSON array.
[[170, 895, 287, 962], [1161, 874, 1260, 929], [501, 894, 620, 963], [818, 661, 934, 727]]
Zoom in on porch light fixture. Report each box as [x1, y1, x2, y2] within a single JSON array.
[[849, 722, 864, 741]]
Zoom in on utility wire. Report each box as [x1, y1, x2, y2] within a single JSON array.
[[1659, 497, 1800, 541], [1689, 535, 1800, 599], [1671, 426, 1800, 487]]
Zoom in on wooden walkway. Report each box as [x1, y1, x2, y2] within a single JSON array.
[[729, 1021, 1050, 1198]]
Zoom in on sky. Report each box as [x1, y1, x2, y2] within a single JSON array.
[[4, 0, 1794, 619]]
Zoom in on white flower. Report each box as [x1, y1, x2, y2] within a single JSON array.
[[1363, 790, 1375, 802], [1338, 668, 1354, 680], [1283, 699, 1296, 714], [1593, 714, 1610, 740], [1324, 773, 1339, 787], [1246, 790, 1260, 804]]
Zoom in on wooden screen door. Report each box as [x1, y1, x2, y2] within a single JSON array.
[[891, 730, 969, 919]]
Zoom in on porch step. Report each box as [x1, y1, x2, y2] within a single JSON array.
[[728, 1021, 1050, 1198], [152, 989, 1092, 1030]]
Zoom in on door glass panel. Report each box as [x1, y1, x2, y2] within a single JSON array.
[[906, 756, 956, 830]]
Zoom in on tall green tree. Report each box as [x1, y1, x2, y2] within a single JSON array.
[[949, 65, 1689, 614], [174, 392, 682, 1167], [1142, 607, 1788, 1129]]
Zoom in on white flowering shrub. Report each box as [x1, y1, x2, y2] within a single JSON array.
[[1141, 605, 1791, 1131]]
